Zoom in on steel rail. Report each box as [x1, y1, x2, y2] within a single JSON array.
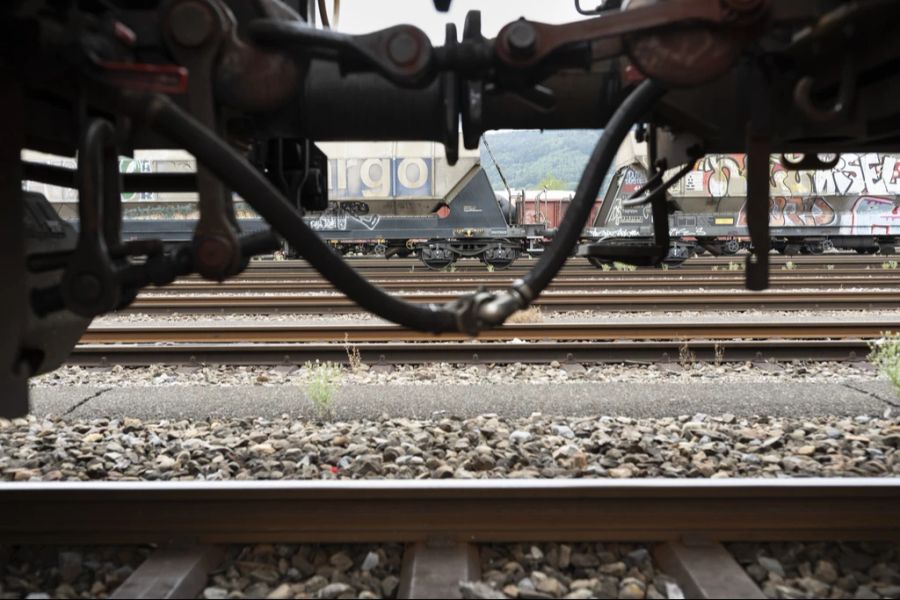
[[206, 265, 900, 278], [69, 338, 872, 366], [125, 290, 900, 314], [80, 320, 900, 344], [1, 479, 897, 544], [231, 255, 900, 271], [154, 275, 900, 293]]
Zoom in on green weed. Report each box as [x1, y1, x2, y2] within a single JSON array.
[[870, 333, 900, 396], [304, 361, 342, 419]]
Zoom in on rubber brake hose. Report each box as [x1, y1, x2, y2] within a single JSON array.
[[121, 79, 663, 333]]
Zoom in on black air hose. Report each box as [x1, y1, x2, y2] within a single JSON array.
[[517, 79, 664, 299], [121, 79, 662, 333]]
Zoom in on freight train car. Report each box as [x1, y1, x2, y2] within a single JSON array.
[[304, 166, 546, 269], [106, 166, 541, 269], [580, 150, 900, 266], [31, 144, 548, 269]]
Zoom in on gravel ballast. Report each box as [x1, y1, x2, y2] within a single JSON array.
[[0, 545, 151, 599], [202, 544, 403, 600], [31, 361, 880, 389], [96, 307, 900, 325], [728, 542, 900, 599], [469, 542, 683, 599], [1, 413, 897, 482]]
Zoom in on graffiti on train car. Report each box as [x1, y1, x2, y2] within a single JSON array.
[[672, 153, 900, 198], [328, 158, 433, 198], [850, 197, 900, 232], [735, 197, 836, 227], [307, 210, 382, 232], [608, 167, 650, 227]]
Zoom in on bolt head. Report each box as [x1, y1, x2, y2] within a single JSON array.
[[506, 20, 537, 58], [194, 235, 235, 280], [168, 1, 214, 47], [388, 31, 420, 66]]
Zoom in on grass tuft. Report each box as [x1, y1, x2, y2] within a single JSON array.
[[304, 361, 342, 420], [869, 332, 900, 396]]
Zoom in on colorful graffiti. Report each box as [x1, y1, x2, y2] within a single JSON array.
[[736, 196, 837, 227], [673, 153, 900, 198]]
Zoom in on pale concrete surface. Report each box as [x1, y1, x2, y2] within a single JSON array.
[[29, 382, 892, 420]]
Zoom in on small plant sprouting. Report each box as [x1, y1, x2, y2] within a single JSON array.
[[601, 263, 613, 272], [678, 340, 696, 370], [782, 261, 797, 271], [882, 260, 898, 270], [826, 264, 835, 271], [344, 333, 363, 374], [714, 342, 725, 367], [486, 263, 495, 273], [304, 361, 342, 420], [660, 263, 670, 271], [869, 332, 900, 396], [613, 261, 637, 272], [727, 261, 743, 271]]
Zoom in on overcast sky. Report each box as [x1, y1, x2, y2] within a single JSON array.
[[334, 1, 590, 42]]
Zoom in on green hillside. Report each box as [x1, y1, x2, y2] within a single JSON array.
[[479, 129, 602, 191]]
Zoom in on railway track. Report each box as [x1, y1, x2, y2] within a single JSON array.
[[152, 273, 900, 293], [2, 479, 898, 599], [126, 290, 900, 314], [73, 320, 890, 365], [82, 320, 900, 343], [230, 254, 900, 275]]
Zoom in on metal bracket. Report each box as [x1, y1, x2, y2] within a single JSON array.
[[161, 0, 242, 281], [744, 65, 771, 291], [61, 119, 123, 317]]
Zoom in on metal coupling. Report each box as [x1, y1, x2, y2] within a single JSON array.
[[475, 290, 525, 326], [443, 280, 532, 336]]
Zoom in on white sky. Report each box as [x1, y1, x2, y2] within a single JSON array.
[[333, 1, 589, 42]]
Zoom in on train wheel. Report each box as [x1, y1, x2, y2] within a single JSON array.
[[722, 239, 740, 255], [484, 258, 515, 270], [421, 258, 455, 270], [587, 257, 612, 269], [661, 259, 685, 268]]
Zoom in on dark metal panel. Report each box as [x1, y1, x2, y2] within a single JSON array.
[[0, 69, 29, 416]]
